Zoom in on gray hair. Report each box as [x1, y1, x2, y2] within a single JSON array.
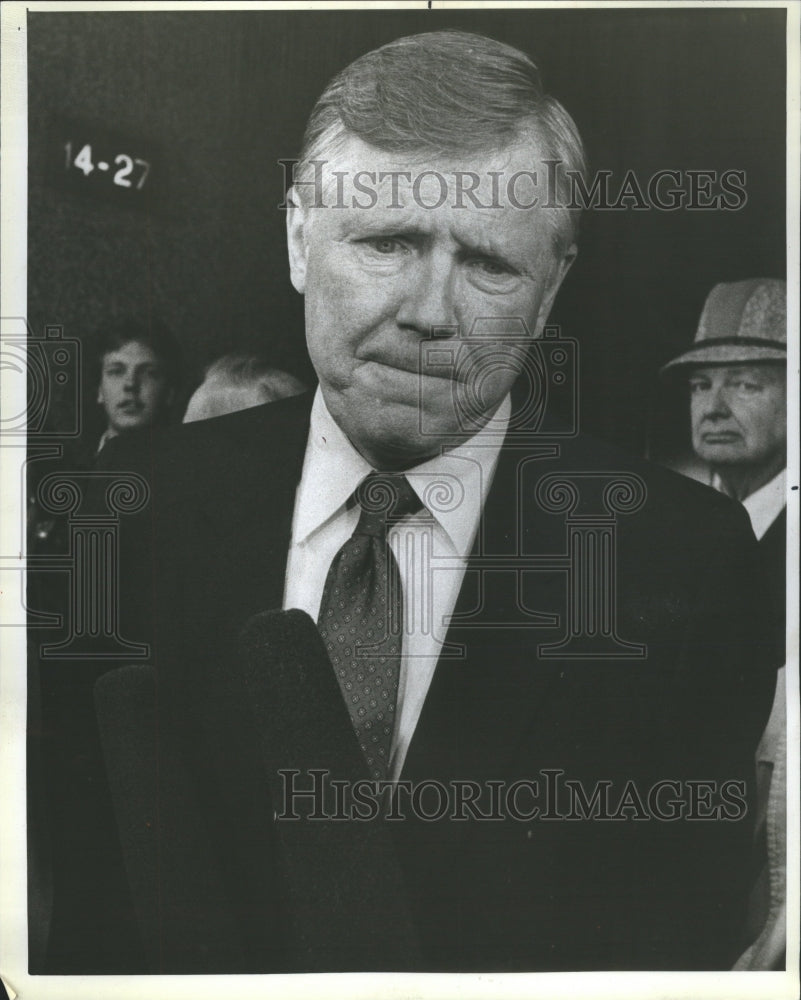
[[296, 30, 587, 252], [183, 355, 306, 423]]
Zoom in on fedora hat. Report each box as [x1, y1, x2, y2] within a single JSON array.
[[660, 278, 786, 375]]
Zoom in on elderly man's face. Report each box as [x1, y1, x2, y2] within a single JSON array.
[[689, 364, 786, 470], [287, 136, 575, 469]]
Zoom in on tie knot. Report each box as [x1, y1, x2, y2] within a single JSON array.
[[353, 473, 422, 537]]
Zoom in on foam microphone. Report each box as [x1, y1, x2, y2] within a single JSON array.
[[237, 608, 421, 971], [238, 607, 370, 780]]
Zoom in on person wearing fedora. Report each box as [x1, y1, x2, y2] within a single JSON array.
[[661, 277, 787, 970]]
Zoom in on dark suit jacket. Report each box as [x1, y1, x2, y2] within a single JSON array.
[[37, 390, 775, 974]]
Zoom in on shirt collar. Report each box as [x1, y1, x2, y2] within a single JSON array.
[[292, 387, 510, 555], [291, 389, 373, 545], [96, 428, 115, 455], [712, 468, 786, 540], [740, 468, 786, 540]]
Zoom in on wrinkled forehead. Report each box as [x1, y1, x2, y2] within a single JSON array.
[[302, 134, 564, 252]]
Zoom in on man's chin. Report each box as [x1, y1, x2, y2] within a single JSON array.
[[329, 374, 504, 468], [696, 443, 746, 465], [342, 410, 475, 471], [109, 416, 149, 434]]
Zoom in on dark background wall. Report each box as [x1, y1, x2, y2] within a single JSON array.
[[27, 8, 786, 456]]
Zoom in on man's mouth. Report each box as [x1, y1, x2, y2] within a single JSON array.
[[360, 346, 513, 385], [360, 354, 452, 381], [118, 400, 143, 413], [701, 431, 741, 443]]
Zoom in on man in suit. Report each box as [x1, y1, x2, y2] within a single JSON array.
[[661, 279, 787, 969], [39, 31, 774, 974], [26, 316, 184, 972], [27, 318, 181, 558]]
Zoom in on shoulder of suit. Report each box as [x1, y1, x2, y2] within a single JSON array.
[[554, 429, 753, 543], [96, 391, 314, 499]]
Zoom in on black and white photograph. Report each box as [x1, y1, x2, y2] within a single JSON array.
[[1, 3, 798, 998]]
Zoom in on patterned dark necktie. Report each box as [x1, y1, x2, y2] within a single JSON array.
[[317, 473, 422, 780]]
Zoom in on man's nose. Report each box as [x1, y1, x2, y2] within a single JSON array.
[[395, 254, 458, 336], [123, 371, 140, 392], [704, 385, 732, 418]]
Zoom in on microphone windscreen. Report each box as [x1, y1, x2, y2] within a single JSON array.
[[236, 607, 421, 970], [238, 607, 368, 780]]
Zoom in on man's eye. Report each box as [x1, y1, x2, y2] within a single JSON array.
[[470, 258, 513, 278], [364, 237, 403, 254], [729, 380, 761, 393], [689, 381, 708, 393]]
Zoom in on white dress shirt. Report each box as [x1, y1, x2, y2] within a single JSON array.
[[712, 468, 786, 541], [741, 469, 786, 541], [284, 388, 509, 779]]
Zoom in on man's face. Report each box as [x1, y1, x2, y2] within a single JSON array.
[[97, 340, 172, 435], [287, 136, 575, 469], [689, 364, 786, 470]]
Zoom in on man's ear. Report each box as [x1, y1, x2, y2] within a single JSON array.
[[97, 385, 104, 406], [286, 187, 310, 295], [532, 243, 577, 337]]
